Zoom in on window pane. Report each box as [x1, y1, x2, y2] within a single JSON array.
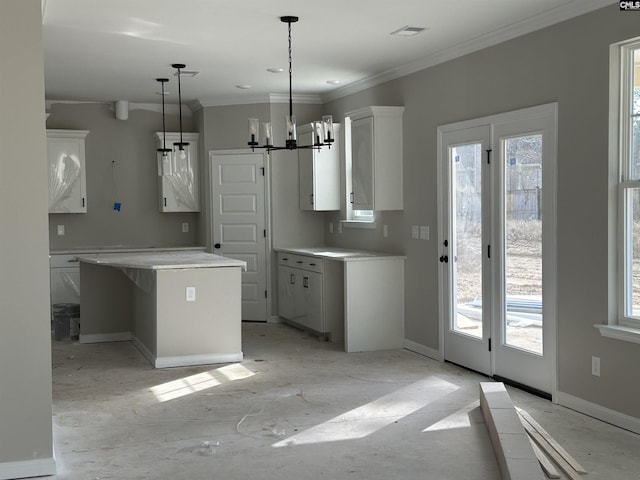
[[625, 188, 640, 319], [503, 135, 543, 355], [451, 143, 483, 339], [633, 48, 640, 116]]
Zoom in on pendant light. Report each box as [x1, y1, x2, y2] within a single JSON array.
[[156, 78, 172, 176], [248, 16, 334, 153], [172, 63, 190, 172]]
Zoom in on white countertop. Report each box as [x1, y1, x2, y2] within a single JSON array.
[[274, 247, 406, 262], [76, 251, 246, 270]]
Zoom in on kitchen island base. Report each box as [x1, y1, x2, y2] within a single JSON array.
[[78, 253, 244, 368]]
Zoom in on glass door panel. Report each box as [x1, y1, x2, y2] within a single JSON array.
[[451, 143, 483, 339], [503, 134, 543, 355]]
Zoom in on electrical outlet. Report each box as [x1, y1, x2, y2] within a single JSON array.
[[329, 222, 334, 234], [338, 222, 343, 234], [383, 224, 389, 238], [57, 225, 65, 236], [592, 356, 601, 377], [411, 225, 419, 239], [186, 286, 196, 302], [182, 222, 189, 233]]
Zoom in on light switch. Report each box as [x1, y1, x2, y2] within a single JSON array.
[[57, 225, 65, 236], [186, 286, 196, 302], [419, 225, 429, 240], [411, 225, 419, 239]]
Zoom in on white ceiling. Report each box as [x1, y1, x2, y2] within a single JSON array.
[[42, 0, 616, 107]]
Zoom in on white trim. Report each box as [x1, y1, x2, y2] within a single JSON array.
[[404, 339, 442, 361], [595, 324, 640, 344], [322, 0, 618, 103], [79, 331, 132, 344], [0, 457, 56, 480], [269, 315, 284, 324], [195, 93, 322, 108], [45, 99, 185, 115], [557, 391, 640, 435], [154, 352, 243, 369]]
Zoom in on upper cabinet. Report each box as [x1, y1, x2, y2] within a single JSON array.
[[298, 123, 342, 211], [346, 106, 404, 211], [47, 129, 89, 214], [154, 132, 200, 212]]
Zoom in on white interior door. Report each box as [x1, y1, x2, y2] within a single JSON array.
[[210, 151, 268, 321], [438, 104, 557, 397]]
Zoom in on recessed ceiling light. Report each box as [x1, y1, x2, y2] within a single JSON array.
[[267, 67, 284, 73], [326, 80, 341, 85], [236, 85, 252, 90], [390, 26, 427, 36]]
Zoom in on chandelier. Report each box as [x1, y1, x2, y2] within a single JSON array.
[[248, 16, 334, 153]]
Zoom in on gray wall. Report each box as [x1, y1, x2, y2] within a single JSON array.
[[0, 0, 54, 473], [323, 4, 640, 418], [47, 102, 199, 250]]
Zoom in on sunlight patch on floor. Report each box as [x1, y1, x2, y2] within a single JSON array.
[[422, 400, 479, 432], [272, 377, 458, 447], [150, 363, 255, 402]]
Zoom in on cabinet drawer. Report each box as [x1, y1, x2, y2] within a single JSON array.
[[277, 252, 323, 273], [50, 254, 81, 268]]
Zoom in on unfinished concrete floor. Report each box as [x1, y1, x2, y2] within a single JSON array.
[[51, 323, 640, 479]]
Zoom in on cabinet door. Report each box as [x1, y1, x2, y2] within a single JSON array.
[[47, 131, 88, 213], [277, 266, 296, 320], [301, 271, 324, 332], [298, 132, 315, 210], [155, 132, 200, 212], [350, 116, 374, 210], [50, 267, 81, 305]]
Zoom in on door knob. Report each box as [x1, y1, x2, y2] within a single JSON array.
[[214, 243, 221, 249]]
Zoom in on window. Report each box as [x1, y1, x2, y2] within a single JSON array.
[[619, 40, 640, 328], [600, 37, 640, 343]]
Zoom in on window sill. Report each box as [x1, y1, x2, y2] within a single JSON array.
[[340, 220, 377, 229], [594, 324, 640, 345]]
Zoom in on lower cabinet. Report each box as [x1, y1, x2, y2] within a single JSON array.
[[277, 253, 343, 340]]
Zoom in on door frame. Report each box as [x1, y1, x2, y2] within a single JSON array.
[[437, 103, 558, 401], [206, 148, 273, 322]]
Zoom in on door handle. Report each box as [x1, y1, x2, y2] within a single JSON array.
[[290, 273, 295, 284], [310, 193, 314, 205], [439, 255, 449, 263], [303, 277, 309, 288], [214, 243, 221, 249]]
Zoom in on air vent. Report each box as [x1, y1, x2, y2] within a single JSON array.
[[390, 26, 426, 36]]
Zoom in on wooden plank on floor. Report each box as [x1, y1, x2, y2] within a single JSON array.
[[519, 413, 583, 480], [516, 407, 587, 475], [528, 437, 560, 479]]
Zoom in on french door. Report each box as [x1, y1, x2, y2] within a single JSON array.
[[438, 104, 557, 396]]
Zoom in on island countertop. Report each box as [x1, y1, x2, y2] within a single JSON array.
[[76, 251, 246, 270]]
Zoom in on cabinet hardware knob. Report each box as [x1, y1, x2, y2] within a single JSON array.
[[214, 243, 221, 249]]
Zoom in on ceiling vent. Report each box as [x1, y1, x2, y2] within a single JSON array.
[[390, 26, 426, 36]]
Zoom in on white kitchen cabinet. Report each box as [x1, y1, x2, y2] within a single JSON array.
[[154, 132, 200, 212], [298, 123, 341, 211], [277, 252, 343, 339], [50, 254, 81, 306], [47, 129, 89, 213], [347, 106, 404, 211]]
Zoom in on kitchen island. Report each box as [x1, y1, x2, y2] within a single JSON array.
[[77, 251, 246, 368]]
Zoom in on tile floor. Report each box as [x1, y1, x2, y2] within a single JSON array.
[[50, 323, 640, 479]]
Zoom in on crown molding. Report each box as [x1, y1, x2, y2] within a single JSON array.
[[323, 0, 618, 103], [196, 93, 323, 108], [45, 100, 186, 115]]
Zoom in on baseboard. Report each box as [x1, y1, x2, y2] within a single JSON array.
[[403, 339, 442, 361], [79, 331, 132, 344], [268, 315, 283, 324], [131, 335, 155, 367], [154, 352, 244, 369], [0, 457, 56, 480], [556, 391, 640, 435]]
